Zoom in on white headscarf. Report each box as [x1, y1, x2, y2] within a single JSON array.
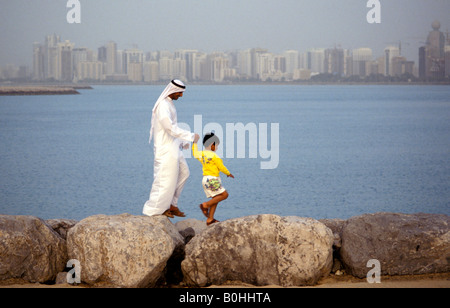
[[149, 80, 186, 143]]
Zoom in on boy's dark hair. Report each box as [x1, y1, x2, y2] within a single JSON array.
[[203, 132, 220, 147]]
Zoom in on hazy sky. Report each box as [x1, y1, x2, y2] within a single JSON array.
[[1, 0, 449, 66]]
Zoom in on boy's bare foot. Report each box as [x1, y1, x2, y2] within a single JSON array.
[[199, 203, 209, 218]]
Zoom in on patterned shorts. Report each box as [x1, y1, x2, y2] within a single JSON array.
[[202, 176, 226, 198]]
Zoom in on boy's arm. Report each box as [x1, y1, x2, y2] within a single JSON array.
[[192, 143, 202, 162], [212, 155, 231, 176]]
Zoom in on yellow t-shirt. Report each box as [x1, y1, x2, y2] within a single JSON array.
[[192, 143, 231, 177]]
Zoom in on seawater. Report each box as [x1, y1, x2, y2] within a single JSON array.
[[0, 85, 449, 222]]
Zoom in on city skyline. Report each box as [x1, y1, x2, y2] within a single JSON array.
[[24, 18, 449, 84], [1, 0, 450, 68]]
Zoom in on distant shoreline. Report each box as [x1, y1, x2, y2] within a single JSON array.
[[0, 85, 92, 96], [1, 81, 450, 88], [1, 81, 448, 96]]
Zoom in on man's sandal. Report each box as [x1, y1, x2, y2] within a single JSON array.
[[162, 210, 174, 218], [170, 207, 186, 217]]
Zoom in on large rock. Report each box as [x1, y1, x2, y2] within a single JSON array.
[[181, 214, 334, 287], [340, 212, 450, 278], [175, 218, 207, 236], [0, 215, 67, 283], [67, 213, 184, 288], [45, 218, 78, 240]]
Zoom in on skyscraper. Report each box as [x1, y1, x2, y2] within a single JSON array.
[[284, 50, 299, 75], [307, 48, 325, 74], [56, 40, 74, 81], [384, 46, 400, 76], [106, 41, 117, 75], [424, 21, 445, 79], [445, 45, 450, 78], [45, 34, 60, 80], [325, 47, 345, 76], [32, 42, 44, 80]]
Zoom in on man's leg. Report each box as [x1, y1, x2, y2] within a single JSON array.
[[143, 155, 178, 217], [170, 154, 189, 216]]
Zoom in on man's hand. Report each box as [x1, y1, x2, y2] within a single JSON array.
[[193, 133, 200, 143]]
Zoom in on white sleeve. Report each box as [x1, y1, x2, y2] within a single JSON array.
[[157, 102, 194, 142]]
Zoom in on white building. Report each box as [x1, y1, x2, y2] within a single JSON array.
[[284, 50, 299, 74], [352, 48, 373, 76], [307, 48, 325, 74], [384, 46, 400, 76]]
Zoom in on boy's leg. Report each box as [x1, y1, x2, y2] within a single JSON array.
[[207, 203, 218, 223], [202, 191, 228, 208]]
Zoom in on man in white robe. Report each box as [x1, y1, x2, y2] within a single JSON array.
[[143, 80, 199, 218]]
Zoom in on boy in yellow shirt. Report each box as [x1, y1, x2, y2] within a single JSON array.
[[193, 132, 234, 225]]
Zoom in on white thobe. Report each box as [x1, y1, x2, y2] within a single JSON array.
[[143, 97, 194, 216]]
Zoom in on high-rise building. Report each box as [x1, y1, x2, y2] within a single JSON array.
[[352, 48, 372, 76], [423, 21, 446, 79], [159, 53, 173, 81], [32, 42, 45, 80], [143, 61, 159, 82], [384, 46, 400, 76], [56, 40, 74, 81], [72, 47, 94, 80], [307, 48, 325, 74], [250, 48, 268, 79], [325, 47, 345, 76], [273, 55, 286, 74], [105, 41, 117, 75], [77, 61, 103, 81], [207, 52, 229, 82], [419, 46, 426, 79], [255, 52, 275, 81], [45, 34, 60, 80], [445, 45, 450, 78], [391, 56, 414, 76], [172, 57, 187, 81], [179, 50, 199, 81], [124, 48, 144, 81], [284, 50, 299, 75], [237, 49, 252, 79]]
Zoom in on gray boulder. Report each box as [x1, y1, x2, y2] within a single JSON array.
[[0, 215, 67, 283], [67, 213, 184, 288], [175, 218, 207, 236], [182, 214, 334, 287], [340, 212, 450, 278]]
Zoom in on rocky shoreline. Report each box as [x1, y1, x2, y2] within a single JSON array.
[[0, 85, 91, 96], [0, 212, 448, 288]]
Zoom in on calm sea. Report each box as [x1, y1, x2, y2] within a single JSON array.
[[0, 85, 449, 222]]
